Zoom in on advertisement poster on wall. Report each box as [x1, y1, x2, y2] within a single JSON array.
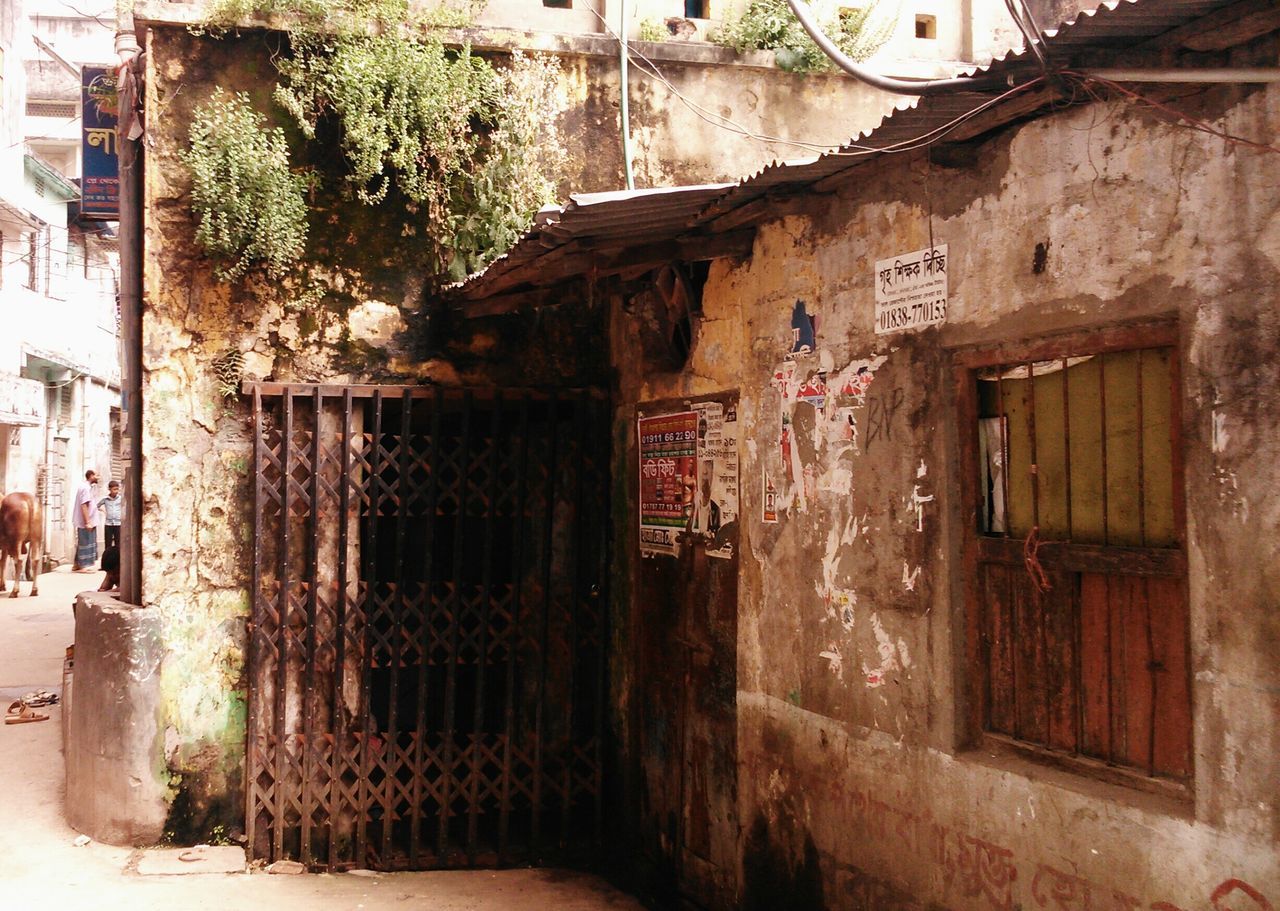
[[638, 402, 740, 559], [874, 244, 947, 334], [638, 410, 698, 557]]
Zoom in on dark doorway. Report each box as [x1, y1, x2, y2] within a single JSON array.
[[246, 385, 609, 870], [631, 392, 739, 909]]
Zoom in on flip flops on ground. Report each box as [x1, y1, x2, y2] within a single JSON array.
[[18, 690, 58, 707], [5, 701, 49, 724]]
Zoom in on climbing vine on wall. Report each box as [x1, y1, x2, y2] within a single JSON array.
[[181, 89, 311, 280], [187, 0, 561, 283]]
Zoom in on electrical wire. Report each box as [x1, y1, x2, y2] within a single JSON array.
[[2, 224, 118, 269], [1015, 0, 1048, 48], [784, 0, 1008, 95], [593, 26, 1279, 171], [1003, 0, 1048, 75], [53, 1, 115, 30], [588, 8, 849, 155], [590, 7, 1047, 160], [4, 112, 85, 152], [1066, 72, 1280, 155]]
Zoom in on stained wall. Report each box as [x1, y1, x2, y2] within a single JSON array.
[[611, 70, 1280, 910], [136, 25, 616, 835], [132, 9, 904, 837]]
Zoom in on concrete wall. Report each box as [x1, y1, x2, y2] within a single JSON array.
[[610, 69, 1279, 910], [67, 591, 168, 846], [131, 13, 904, 837]]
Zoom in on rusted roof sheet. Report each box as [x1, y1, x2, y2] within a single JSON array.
[[453, 184, 732, 299]]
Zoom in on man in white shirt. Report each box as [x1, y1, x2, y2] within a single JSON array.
[[72, 470, 99, 572]]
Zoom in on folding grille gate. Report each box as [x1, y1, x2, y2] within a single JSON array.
[[246, 385, 609, 870]]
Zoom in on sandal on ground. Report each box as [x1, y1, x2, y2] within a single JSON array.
[[21, 690, 58, 707], [5, 703, 49, 724]]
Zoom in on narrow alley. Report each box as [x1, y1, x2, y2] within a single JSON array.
[[2, 0, 1278, 907], [0, 568, 644, 910]]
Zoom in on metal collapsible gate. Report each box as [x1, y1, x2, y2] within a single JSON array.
[[246, 385, 609, 870]]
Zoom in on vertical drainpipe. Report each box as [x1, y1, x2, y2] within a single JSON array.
[[619, 0, 635, 190], [115, 3, 143, 605], [960, 0, 975, 64]]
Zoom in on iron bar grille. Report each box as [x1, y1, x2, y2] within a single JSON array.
[[247, 386, 610, 870]]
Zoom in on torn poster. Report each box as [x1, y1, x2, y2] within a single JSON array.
[[701, 406, 739, 559], [638, 410, 698, 557], [788, 299, 817, 358]]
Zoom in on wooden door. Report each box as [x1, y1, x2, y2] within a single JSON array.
[[632, 392, 739, 909]]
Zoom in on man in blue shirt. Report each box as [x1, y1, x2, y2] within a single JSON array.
[[98, 479, 122, 551]]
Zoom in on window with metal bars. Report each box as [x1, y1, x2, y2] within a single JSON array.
[[957, 323, 1191, 795]]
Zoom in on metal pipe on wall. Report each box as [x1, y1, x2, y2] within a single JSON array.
[[115, 4, 143, 604], [1084, 68, 1280, 83], [619, 0, 635, 190]]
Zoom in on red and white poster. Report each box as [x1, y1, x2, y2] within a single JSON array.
[[638, 410, 698, 556]]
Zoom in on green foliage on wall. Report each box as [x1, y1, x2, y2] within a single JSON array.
[[638, 18, 667, 42], [200, 0, 475, 34], [186, 0, 560, 285], [712, 0, 897, 73], [181, 89, 310, 280]]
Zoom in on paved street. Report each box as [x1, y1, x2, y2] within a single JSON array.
[[0, 568, 645, 911]]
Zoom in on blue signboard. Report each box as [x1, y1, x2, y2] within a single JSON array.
[[81, 66, 119, 219]]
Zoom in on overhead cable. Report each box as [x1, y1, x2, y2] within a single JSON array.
[[1004, 0, 1049, 75], [783, 0, 1009, 95]]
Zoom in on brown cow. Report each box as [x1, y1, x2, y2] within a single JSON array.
[[0, 493, 42, 598]]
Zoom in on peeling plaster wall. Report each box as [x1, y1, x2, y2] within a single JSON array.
[[612, 75, 1280, 908]]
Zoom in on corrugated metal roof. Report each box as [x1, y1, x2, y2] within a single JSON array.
[[454, 183, 732, 298], [700, 0, 1249, 216], [456, 0, 1261, 301]]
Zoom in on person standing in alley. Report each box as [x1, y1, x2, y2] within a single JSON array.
[[97, 479, 122, 551], [72, 469, 99, 573]]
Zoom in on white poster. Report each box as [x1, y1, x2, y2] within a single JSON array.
[[874, 244, 948, 335], [691, 401, 739, 560]]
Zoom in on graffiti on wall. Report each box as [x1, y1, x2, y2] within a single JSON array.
[[746, 754, 1275, 911]]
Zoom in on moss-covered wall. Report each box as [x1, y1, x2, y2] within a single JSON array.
[[139, 25, 617, 836]]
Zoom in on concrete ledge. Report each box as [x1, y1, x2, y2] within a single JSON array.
[[132, 1, 786, 71], [65, 592, 168, 847]]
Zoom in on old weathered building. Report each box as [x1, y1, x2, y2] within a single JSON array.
[[77, 0, 1278, 907], [449, 2, 1280, 907]]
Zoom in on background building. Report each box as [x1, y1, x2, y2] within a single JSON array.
[[0, 0, 120, 567]]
